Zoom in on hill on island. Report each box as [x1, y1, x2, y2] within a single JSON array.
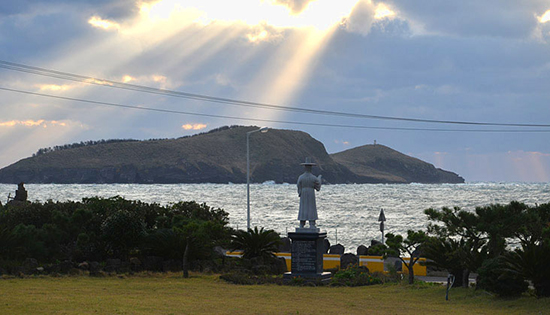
[[0, 126, 464, 184], [331, 144, 464, 184]]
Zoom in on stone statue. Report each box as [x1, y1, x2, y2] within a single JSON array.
[[7, 182, 28, 206], [14, 182, 28, 202], [297, 157, 322, 229]]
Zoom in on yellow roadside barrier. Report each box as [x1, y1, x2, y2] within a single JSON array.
[[226, 251, 427, 276]]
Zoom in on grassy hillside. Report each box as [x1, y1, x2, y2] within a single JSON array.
[[331, 144, 464, 183], [0, 126, 356, 184], [0, 126, 463, 184]]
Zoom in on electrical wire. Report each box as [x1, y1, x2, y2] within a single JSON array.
[[2, 86, 550, 133], [1, 60, 549, 128]]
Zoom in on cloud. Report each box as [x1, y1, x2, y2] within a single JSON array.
[[386, 0, 550, 38], [0, 120, 44, 127], [215, 74, 231, 86], [0, 119, 78, 128], [36, 84, 74, 91], [273, 0, 317, 15], [245, 23, 283, 43], [343, 1, 407, 36], [2, 0, 550, 183], [538, 10, 550, 23], [374, 3, 395, 20], [0, 0, 145, 19], [334, 139, 351, 146], [88, 16, 121, 30], [182, 123, 207, 130], [118, 74, 172, 88], [344, 0, 376, 35], [136, 0, 358, 31]]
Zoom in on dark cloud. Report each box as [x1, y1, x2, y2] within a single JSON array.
[[387, 0, 550, 38], [0, 0, 145, 19], [0, 6, 113, 61], [298, 25, 550, 166]]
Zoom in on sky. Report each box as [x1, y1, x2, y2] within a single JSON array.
[[1, 0, 550, 182]]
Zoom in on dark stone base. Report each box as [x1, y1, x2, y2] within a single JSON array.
[[285, 231, 332, 283], [288, 231, 326, 274], [283, 271, 332, 283]]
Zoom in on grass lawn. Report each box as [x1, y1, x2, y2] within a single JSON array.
[[1, 273, 549, 314]]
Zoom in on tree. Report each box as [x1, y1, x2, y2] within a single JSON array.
[[477, 256, 528, 297], [173, 220, 225, 278], [502, 203, 550, 297], [101, 210, 146, 259], [422, 237, 465, 287], [504, 240, 550, 297], [230, 227, 282, 260], [424, 207, 488, 286], [385, 230, 427, 284], [424, 202, 550, 291], [144, 208, 230, 278], [0, 227, 15, 260]]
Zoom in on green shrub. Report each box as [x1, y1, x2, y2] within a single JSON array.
[[0, 197, 232, 274], [230, 227, 282, 260], [477, 257, 528, 297], [101, 210, 146, 258], [219, 272, 283, 285], [332, 265, 382, 286]]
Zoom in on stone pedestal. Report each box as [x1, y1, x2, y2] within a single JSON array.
[[283, 231, 331, 283]]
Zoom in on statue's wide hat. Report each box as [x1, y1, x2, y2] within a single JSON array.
[[300, 157, 317, 166]]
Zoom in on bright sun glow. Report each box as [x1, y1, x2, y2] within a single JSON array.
[[374, 3, 395, 19], [247, 29, 269, 42], [139, 0, 359, 31], [88, 16, 121, 30], [539, 10, 550, 23], [36, 84, 73, 91], [75, 1, 366, 135], [122, 75, 135, 83]]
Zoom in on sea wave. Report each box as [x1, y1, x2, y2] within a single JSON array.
[[1, 182, 549, 252]]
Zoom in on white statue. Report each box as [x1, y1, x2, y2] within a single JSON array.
[[297, 157, 322, 229]]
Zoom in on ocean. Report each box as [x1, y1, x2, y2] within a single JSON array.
[[1, 182, 549, 252]]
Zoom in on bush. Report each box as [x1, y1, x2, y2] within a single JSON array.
[[230, 227, 282, 260], [477, 257, 528, 297], [219, 272, 283, 285], [101, 210, 146, 258], [331, 265, 382, 287], [0, 197, 231, 273]]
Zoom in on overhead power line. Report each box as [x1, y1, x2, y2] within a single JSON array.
[[2, 86, 550, 133], [1, 60, 549, 128]]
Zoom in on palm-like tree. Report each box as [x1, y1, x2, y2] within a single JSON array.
[[504, 242, 550, 297], [231, 227, 282, 259]]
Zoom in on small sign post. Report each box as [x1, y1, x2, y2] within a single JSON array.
[[378, 208, 386, 245]]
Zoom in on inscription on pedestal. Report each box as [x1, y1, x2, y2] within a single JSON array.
[[292, 240, 317, 273], [284, 231, 331, 283]]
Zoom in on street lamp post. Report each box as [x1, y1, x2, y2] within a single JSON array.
[[246, 127, 268, 231]]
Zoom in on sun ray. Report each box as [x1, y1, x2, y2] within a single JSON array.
[[7, 0, 364, 149]]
